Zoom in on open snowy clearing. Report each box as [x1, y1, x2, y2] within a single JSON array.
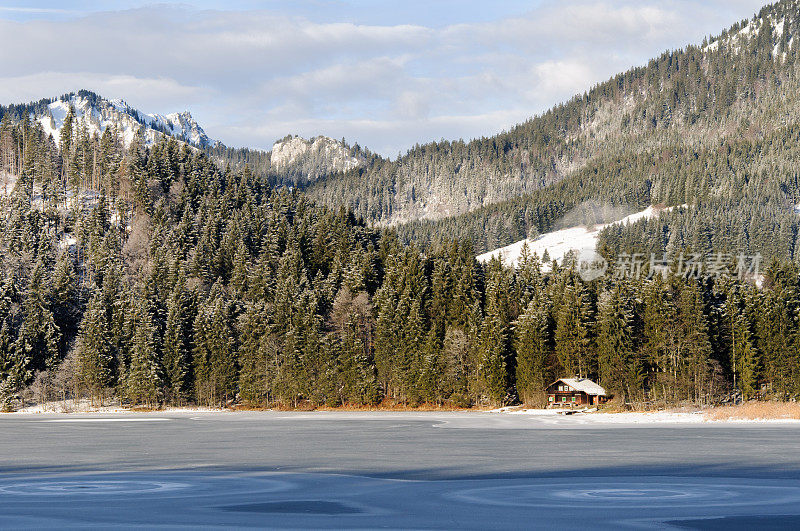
[[477, 204, 685, 268]]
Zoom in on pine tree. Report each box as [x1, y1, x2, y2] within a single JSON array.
[[59, 106, 75, 169], [230, 241, 249, 298], [162, 286, 189, 404], [193, 288, 237, 406], [14, 261, 60, 384], [75, 291, 114, 403], [676, 281, 713, 403], [192, 299, 213, 405], [641, 277, 675, 401], [477, 313, 510, 406], [756, 290, 794, 398], [238, 302, 275, 406], [0, 277, 19, 408], [337, 311, 380, 405], [51, 252, 79, 359], [554, 280, 592, 378], [124, 300, 162, 407], [732, 312, 760, 400], [597, 284, 640, 403], [329, 288, 379, 405], [514, 297, 551, 405], [441, 326, 470, 406]]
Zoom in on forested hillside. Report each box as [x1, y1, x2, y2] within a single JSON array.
[[307, 0, 800, 258], [400, 125, 800, 262], [1, 111, 799, 411]]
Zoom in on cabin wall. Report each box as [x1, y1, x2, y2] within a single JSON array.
[[547, 391, 590, 407]]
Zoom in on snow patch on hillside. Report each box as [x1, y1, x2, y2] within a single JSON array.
[[704, 13, 792, 61], [477, 205, 683, 268]]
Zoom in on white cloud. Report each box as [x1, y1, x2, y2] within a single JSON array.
[[0, 0, 768, 156], [531, 60, 598, 101], [0, 72, 208, 112]]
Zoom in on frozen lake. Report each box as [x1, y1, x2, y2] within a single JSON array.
[[2, 411, 800, 529]]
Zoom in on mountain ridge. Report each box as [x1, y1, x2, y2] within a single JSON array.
[[303, 0, 800, 229], [0, 90, 370, 184], [4, 0, 800, 237], [0, 90, 213, 149]]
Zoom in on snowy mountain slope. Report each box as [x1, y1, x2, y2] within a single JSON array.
[[704, 6, 795, 60], [33, 91, 212, 148], [300, 0, 800, 230], [8, 90, 363, 185], [477, 205, 684, 268]]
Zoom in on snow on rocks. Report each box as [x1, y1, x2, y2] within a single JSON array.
[[35, 93, 212, 149], [270, 135, 363, 178]]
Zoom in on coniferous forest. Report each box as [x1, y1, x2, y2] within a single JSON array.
[[303, 1, 800, 261], [5, 1, 800, 410], [1, 110, 800, 411]]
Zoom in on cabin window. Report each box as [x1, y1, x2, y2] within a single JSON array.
[[571, 396, 576, 402], [562, 396, 567, 402], [548, 396, 554, 402]]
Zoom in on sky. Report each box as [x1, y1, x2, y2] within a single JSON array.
[[0, 0, 771, 156]]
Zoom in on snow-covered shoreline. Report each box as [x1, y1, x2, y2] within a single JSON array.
[[4, 398, 224, 415], [5, 402, 800, 425]]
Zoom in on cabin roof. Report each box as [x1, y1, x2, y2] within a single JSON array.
[[549, 378, 607, 396]]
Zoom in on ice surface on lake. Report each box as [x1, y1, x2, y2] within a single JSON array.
[[2, 472, 800, 528], [2, 411, 800, 528]]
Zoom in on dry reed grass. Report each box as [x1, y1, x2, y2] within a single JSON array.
[[705, 402, 800, 421]]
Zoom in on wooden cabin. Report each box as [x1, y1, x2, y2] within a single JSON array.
[[546, 378, 608, 408]]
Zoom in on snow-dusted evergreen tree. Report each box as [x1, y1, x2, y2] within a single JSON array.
[[13, 261, 59, 384], [554, 279, 593, 378], [162, 281, 190, 404], [597, 284, 640, 403], [514, 297, 551, 405], [124, 300, 162, 406], [75, 291, 114, 402]]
